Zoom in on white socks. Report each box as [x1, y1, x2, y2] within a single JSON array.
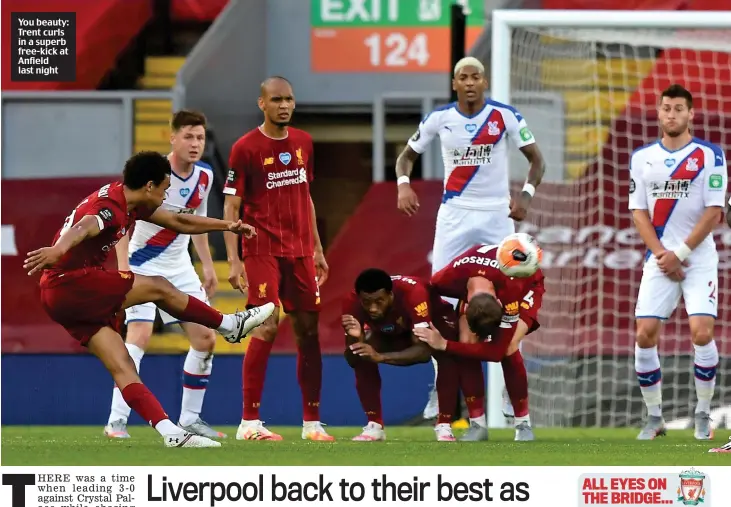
[[635, 344, 662, 418], [693, 341, 719, 414], [108, 343, 145, 424], [155, 419, 181, 436], [217, 314, 236, 335], [179, 347, 214, 426]]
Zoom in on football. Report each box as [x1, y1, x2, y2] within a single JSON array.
[[496, 233, 543, 277]]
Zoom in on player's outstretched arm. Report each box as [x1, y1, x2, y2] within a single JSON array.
[[24, 215, 102, 275], [147, 207, 256, 237]]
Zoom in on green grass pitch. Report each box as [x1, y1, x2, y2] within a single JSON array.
[[2, 426, 728, 466]]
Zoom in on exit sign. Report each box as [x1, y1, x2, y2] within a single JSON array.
[[311, 0, 485, 73]]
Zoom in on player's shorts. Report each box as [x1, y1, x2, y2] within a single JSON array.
[[635, 260, 718, 319], [40, 267, 135, 346], [431, 203, 515, 274], [244, 255, 320, 313], [125, 266, 208, 325]]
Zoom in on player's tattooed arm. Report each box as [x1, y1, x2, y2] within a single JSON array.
[[395, 146, 420, 216], [115, 230, 131, 271], [148, 207, 256, 236], [24, 215, 102, 275], [510, 144, 545, 221], [519, 144, 545, 189]]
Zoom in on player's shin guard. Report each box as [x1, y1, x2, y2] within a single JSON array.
[[354, 361, 383, 426], [108, 343, 144, 424], [242, 337, 273, 421], [693, 341, 719, 414], [121, 382, 175, 434], [502, 351, 530, 423], [179, 347, 213, 426], [161, 295, 225, 330], [459, 358, 486, 424], [635, 344, 662, 417], [297, 339, 323, 422], [435, 354, 459, 425]]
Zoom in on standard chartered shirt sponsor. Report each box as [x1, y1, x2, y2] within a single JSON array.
[[267, 168, 307, 189]]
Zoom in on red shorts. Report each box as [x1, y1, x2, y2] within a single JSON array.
[[40, 268, 135, 346], [244, 256, 320, 313]]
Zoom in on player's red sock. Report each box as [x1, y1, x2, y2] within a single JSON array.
[[435, 354, 460, 425], [459, 358, 486, 418], [164, 295, 224, 329], [120, 382, 168, 427], [297, 339, 322, 422], [502, 351, 529, 418], [242, 337, 272, 420], [354, 362, 383, 426]]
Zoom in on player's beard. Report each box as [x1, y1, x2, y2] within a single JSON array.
[[662, 125, 687, 138], [274, 120, 290, 128]]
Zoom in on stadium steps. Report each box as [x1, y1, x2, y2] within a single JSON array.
[[132, 57, 185, 154], [540, 58, 655, 178]]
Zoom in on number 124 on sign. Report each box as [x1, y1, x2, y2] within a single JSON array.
[[312, 28, 457, 72]]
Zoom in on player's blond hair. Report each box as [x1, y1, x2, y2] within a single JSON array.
[[453, 56, 484, 76]]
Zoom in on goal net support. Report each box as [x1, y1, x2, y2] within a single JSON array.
[[488, 10, 731, 428]]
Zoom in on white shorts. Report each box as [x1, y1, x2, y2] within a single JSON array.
[[125, 266, 209, 325], [635, 260, 718, 319], [431, 203, 515, 274]]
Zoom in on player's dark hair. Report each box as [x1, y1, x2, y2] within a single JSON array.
[[661, 84, 693, 108], [466, 293, 503, 339], [355, 268, 393, 294], [123, 151, 172, 190], [171, 109, 207, 131]]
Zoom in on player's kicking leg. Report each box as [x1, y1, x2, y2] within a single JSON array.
[[90, 326, 220, 448], [122, 274, 275, 343], [177, 322, 227, 439], [104, 316, 153, 438]]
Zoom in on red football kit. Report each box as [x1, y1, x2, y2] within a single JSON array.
[[39, 183, 153, 345], [431, 244, 545, 361], [224, 126, 319, 312], [431, 244, 545, 420], [341, 275, 458, 350], [342, 275, 461, 426]]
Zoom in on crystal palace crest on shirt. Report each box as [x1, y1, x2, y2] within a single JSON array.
[[677, 468, 706, 506]]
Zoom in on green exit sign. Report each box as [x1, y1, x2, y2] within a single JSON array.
[[311, 0, 484, 27]]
